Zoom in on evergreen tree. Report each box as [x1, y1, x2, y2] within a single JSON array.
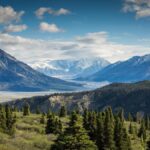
[[83, 108, 89, 130], [114, 117, 132, 150], [138, 120, 147, 141], [96, 113, 105, 150], [129, 123, 134, 134], [5, 105, 16, 135], [55, 118, 63, 134], [103, 108, 115, 150], [51, 112, 98, 150], [59, 106, 67, 117], [36, 106, 41, 114], [0, 105, 6, 132], [45, 114, 56, 134], [23, 103, 30, 116], [145, 115, 150, 130], [40, 113, 46, 124], [128, 113, 133, 122], [118, 108, 125, 123]]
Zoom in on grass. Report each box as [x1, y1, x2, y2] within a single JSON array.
[[0, 112, 149, 150]]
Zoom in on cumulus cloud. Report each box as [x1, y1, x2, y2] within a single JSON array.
[[0, 32, 150, 64], [0, 6, 24, 24], [3, 24, 27, 33], [35, 7, 70, 19], [39, 22, 64, 33], [123, 0, 150, 18]]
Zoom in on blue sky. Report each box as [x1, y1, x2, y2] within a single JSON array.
[[0, 0, 150, 63]]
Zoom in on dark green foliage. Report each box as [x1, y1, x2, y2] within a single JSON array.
[[40, 113, 46, 124], [129, 123, 134, 135], [36, 106, 41, 114], [0, 105, 16, 135], [128, 113, 133, 122], [59, 106, 67, 117], [138, 120, 147, 141], [147, 141, 150, 150], [23, 103, 30, 116], [103, 107, 115, 150], [45, 114, 56, 134], [51, 111, 98, 150], [96, 113, 105, 150], [145, 115, 150, 130], [114, 117, 132, 150]]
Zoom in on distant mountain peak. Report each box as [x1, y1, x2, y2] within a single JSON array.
[[32, 57, 110, 79], [80, 54, 150, 82], [0, 48, 80, 91]]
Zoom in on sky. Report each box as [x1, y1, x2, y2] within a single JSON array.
[[0, 0, 150, 64]]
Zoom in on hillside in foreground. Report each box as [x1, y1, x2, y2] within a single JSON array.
[[0, 106, 150, 150]]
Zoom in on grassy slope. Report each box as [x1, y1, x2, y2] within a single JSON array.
[[0, 113, 149, 150]]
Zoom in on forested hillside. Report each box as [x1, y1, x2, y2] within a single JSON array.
[[0, 104, 150, 150], [8, 81, 150, 115]]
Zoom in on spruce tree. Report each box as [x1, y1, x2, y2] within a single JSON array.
[[59, 106, 67, 117], [145, 115, 150, 130], [103, 108, 115, 150], [36, 106, 41, 114], [138, 120, 147, 141], [40, 113, 46, 124], [96, 113, 105, 150], [45, 114, 56, 134], [23, 103, 30, 116], [129, 123, 134, 134], [51, 112, 98, 150], [0, 105, 6, 132], [5, 105, 16, 135]]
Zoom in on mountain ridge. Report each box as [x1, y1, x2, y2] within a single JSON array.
[[78, 54, 150, 82], [0, 49, 80, 91]]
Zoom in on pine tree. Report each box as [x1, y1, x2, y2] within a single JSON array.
[[83, 108, 89, 130], [114, 117, 132, 150], [0, 105, 6, 132], [138, 120, 147, 141], [55, 118, 63, 134], [40, 113, 46, 124], [104, 108, 115, 150], [118, 108, 125, 123], [23, 103, 30, 116], [45, 114, 56, 134], [129, 123, 134, 134], [36, 106, 41, 114], [5, 105, 16, 135], [59, 106, 67, 117], [145, 115, 150, 130], [96, 113, 105, 150], [128, 113, 133, 122], [51, 112, 98, 150]]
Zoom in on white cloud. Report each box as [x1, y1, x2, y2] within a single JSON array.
[[39, 22, 64, 33], [0, 6, 24, 24], [0, 32, 149, 65], [35, 7, 70, 19], [123, 0, 150, 18], [3, 24, 27, 33]]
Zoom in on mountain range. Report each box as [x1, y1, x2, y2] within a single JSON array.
[[31, 57, 110, 79], [77, 54, 150, 82], [0, 49, 80, 91]]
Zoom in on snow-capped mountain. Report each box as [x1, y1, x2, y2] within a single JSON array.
[[81, 54, 150, 82], [32, 57, 110, 79], [0, 49, 80, 91]]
